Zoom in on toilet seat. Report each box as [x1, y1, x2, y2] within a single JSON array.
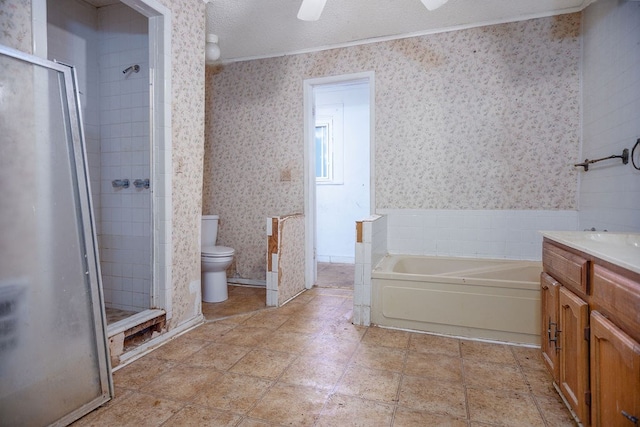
[[202, 245, 235, 258]]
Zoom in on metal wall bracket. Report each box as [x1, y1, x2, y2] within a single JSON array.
[[574, 148, 629, 171]]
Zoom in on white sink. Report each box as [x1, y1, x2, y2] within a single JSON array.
[[541, 231, 640, 275], [579, 232, 640, 247]]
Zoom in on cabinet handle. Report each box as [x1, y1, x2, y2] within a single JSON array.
[[622, 411, 639, 425], [547, 319, 561, 351]]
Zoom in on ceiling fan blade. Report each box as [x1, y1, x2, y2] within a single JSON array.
[[420, 0, 449, 11], [297, 0, 327, 21]]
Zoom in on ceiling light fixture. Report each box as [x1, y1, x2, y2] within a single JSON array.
[[297, 0, 327, 21], [420, 0, 449, 11], [205, 34, 221, 64], [297, 0, 450, 22]]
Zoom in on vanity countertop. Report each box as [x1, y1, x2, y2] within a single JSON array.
[[540, 231, 640, 275]]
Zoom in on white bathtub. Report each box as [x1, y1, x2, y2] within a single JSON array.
[[371, 255, 542, 345]]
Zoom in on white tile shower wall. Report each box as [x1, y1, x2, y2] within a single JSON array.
[[98, 4, 151, 312], [354, 215, 387, 326], [47, 0, 101, 230], [580, 0, 640, 232], [379, 209, 578, 260]]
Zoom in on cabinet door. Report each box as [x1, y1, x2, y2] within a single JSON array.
[[590, 311, 640, 427], [559, 286, 590, 425], [541, 272, 560, 381]]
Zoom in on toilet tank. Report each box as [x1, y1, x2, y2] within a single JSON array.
[[201, 215, 219, 247]]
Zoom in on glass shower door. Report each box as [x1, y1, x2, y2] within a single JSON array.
[[0, 46, 112, 426]]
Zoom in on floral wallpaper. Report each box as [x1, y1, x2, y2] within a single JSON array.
[[0, 0, 31, 53], [4, 0, 207, 329], [275, 214, 305, 306], [204, 14, 582, 280], [156, 0, 206, 328]]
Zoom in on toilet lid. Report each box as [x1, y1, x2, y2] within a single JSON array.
[[202, 245, 234, 257]]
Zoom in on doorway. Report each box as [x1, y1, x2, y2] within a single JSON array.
[[39, 0, 172, 331], [303, 72, 375, 289]]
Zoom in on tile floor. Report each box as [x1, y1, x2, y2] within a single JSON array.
[[74, 283, 575, 426], [202, 285, 268, 321], [315, 263, 355, 288]]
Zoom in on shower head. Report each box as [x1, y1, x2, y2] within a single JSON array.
[[122, 65, 140, 74]]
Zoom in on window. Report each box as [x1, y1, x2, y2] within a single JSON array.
[[314, 104, 344, 185], [315, 118, 333, 182]]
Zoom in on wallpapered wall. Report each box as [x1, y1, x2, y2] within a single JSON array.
[[161, 0, 206, 328], [203, 14, 581, 280], [2, 0, 206, 329]]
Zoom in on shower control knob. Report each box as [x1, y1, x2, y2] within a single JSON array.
[[111, 179, 129, 189], [133, 179, 150, 189]]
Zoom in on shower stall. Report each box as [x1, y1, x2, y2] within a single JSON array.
[[47, 0, 153, 321]]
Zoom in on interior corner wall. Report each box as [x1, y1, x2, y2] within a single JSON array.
[[204, 14, 582, 280], [579, 0, 640, 232]]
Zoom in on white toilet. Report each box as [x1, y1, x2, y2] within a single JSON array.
[[201, 215, 235, 303]]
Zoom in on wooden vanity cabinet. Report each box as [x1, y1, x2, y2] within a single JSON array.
[[541, 272, 560, 382], [541, 238, 640, 427], [558, 286, 590, 424], [590, 310, 640, 427], [543, 242, 589, 295]]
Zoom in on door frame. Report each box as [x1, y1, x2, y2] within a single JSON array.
[[121, 0, 173, 317], [302, 71, 375, 289]]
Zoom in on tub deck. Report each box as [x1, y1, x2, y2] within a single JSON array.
[[371, 255, 542, 345]]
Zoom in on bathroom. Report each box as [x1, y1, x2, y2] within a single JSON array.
[[202, 5, 639, 290], [1, 0, 639, 424]]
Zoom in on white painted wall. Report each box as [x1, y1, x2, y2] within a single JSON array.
[[315, 82, 370, 263], [580, 0, 640, 232]]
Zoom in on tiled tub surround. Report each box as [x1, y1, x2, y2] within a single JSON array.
[[354, 215, 388, 326], [381, 209, 579, 260], [354, 210, 576, 327], [204, 14, 582, 282]]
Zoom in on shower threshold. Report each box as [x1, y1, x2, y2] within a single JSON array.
[[106, 308, 166, 367]]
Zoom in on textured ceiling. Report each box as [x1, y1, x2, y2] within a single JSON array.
[[82, 0, 596, 62], [207, 0, 595, 62]]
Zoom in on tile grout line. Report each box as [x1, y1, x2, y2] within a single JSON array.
[[389, 333, 412, 427], [458, 339, 473, 425], [511, 346, 553, 427], [312, 323, 369, 426]]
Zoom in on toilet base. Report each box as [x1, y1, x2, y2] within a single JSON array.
[[202, 270, 228, 303]]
